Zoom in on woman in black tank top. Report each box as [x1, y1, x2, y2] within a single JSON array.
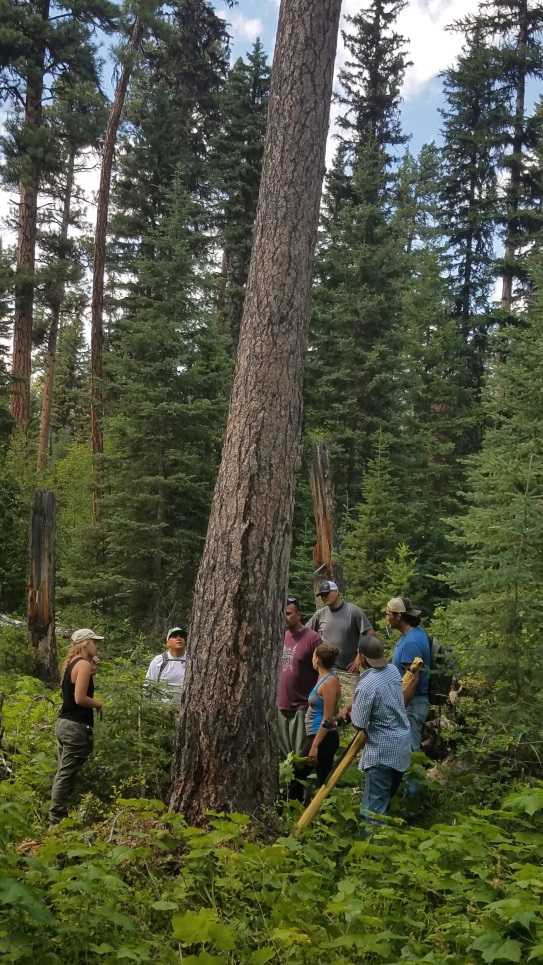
[[48, 630, 104, 827]]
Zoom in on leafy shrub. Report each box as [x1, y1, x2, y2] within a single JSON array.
[[0, 665, 175, 823], [2, 785, 543, 963], [0, 627, 38, 676]]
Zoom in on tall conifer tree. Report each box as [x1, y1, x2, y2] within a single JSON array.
[[445, 263, 543, 694], [306, 0, 409, 506], [213, 40, 270, 355], [0, 0, 116, 429], [102, 177, 232, 627]]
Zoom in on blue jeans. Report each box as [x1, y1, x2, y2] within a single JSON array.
[[407, 695, 430, 751], [406, 695, 430, 804], [360, 765, 404, 831]]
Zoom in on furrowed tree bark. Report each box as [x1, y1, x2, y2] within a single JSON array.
[[169, 0, 342, 824], [10, 0, 50, 430], [27, 488, 58, 684], [91, 16, 143, 523], [37, 147, 76, 472], [309, 442, 343, 597]]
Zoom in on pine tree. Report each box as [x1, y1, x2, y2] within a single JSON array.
[[0, 0, 117, 428], [213, 40, 270, 355], [0, 242, 14, 444], [49, 315, 89, 449], [100, 176, 232, 628], [448, 0, 543, 324], [109, 0, 230, 276], [401, 245, 475, 607], [440, 23, 503, 381], [445, 262, 543, 695], [336, 0, 409, 170], [36, 78, 107, 470], [342, 431, 406, 624], [305, 0, 409, 507]]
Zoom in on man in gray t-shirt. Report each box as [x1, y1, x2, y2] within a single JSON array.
[[306, 581, 374, 700]]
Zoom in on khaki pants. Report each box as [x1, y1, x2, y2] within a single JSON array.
[[278, 709, 311, 803], [49, 718, 93, 824], [277, 709, 307, 760]]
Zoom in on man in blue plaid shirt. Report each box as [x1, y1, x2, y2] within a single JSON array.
[[350, 636, 412, 829]]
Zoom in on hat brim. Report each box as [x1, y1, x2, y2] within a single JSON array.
[[365, 656, 388, 668], [406, 609, 421, 618]]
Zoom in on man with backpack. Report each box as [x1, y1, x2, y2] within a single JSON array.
[[145, 627, 187, 704]]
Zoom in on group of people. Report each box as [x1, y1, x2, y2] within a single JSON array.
[[278, 581, 431, 826], [48, 584, 430, 830], [48, 625, 188, 826]]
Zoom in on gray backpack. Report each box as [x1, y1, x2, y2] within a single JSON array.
[[426, 634, 454, 706]]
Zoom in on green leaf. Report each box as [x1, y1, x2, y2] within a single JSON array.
[[151, 900, 178, 911], [251, 950, 275, 964], [182, 955, 226, 965], [472, 933, 523, 963], [172, 908, 236, 950], [91, 906, 136, 931]]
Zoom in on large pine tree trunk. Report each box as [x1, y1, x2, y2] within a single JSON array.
[[169, 0, 341, 824], [37, 147, 76, 471], [28, 488, 58, 683], [10, 0, 50, 429], [91, 16, 143, 522]]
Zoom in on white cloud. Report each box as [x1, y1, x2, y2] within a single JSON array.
[[216, 10, 264, 42], [340, 0, 474, 102]]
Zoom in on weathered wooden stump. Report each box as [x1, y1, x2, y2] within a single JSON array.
[[27, 488, 58, 684], [309, 441, 343, 597]]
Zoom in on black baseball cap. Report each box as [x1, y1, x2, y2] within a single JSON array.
[[359, 636, 388, 668]]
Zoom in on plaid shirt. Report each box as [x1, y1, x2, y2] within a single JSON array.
[[351, 664, 412, 773]]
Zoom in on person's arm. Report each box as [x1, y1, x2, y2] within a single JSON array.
[[145, 657, 159, 682], [305, 612, 320, 632], [402, 667, 419, 706], [308, 677, 340, 763], [350, 683, 373, 733], [73, 662, 103, 718]]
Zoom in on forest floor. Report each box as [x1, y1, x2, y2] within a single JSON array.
[[0, 625, 542, 964]]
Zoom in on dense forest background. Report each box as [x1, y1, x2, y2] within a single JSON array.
[[2, 0, 543, 666], [1, 1, 543, 962], [0, 0, 542, 756]]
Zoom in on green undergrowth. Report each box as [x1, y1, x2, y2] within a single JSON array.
[[1, 648, 543, 964], [1, 785, 543, 964]]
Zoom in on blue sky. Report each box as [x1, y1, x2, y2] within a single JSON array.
[[216, 0, 476, 158]]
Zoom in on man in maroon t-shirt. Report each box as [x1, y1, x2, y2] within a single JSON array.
[[278, 599, 320, 800]]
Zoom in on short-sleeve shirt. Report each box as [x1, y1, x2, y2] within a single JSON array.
[[145, 654, 186, 704], [305, 600, 372, 672], [351, 664, 412, 772], [391, 627, 430, 697], [277, 627, 320, 711]]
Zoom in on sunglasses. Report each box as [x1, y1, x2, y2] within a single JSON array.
[[287, 596, 298, 604]]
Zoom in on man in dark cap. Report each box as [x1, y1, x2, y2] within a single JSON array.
[[306, 581, 374, 702], [351, 636, 411, 830]]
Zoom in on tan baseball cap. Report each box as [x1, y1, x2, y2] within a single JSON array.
[[386, 597, 421, 618], [70, 628, 104, 645]]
